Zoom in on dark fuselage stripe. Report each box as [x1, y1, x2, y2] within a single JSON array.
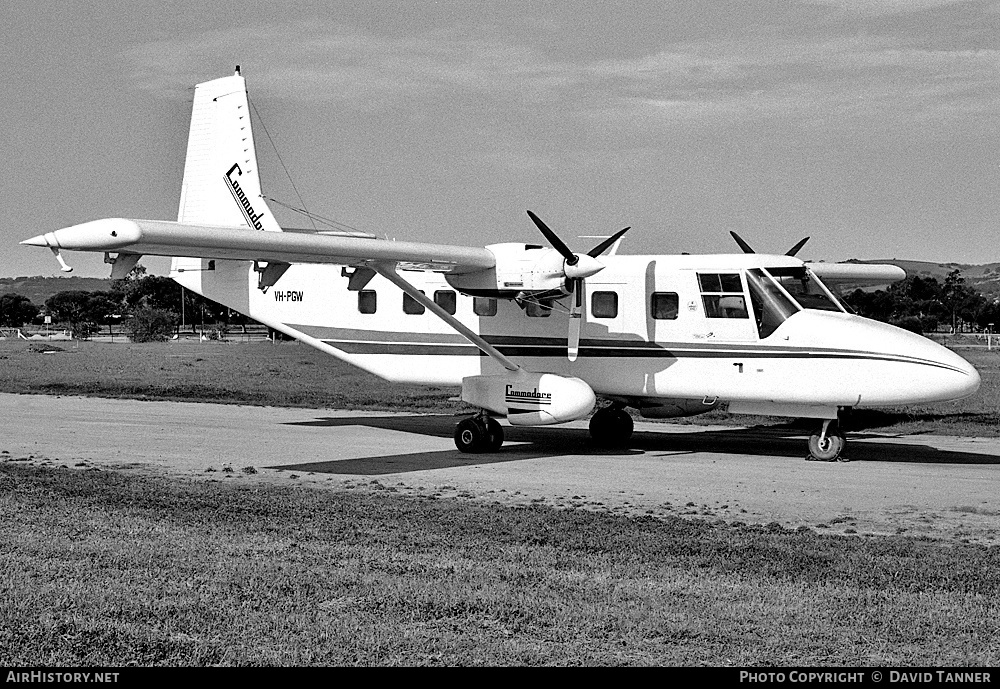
[[315, 338, 967, 373], [290, 323, 946, 360]]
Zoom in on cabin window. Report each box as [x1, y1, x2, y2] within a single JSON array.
[[473, 297, 497, 317], [357, 290, 377, 315], [698, 273, 749, 319], [651, 292, 679, 320], [591, 291, 618, 318], [402, 292, 425, 315], [525, 300, 551, 317], [434, 290, 457, 315]]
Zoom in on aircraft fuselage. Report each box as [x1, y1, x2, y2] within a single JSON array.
[[176, 251, 979, 420]]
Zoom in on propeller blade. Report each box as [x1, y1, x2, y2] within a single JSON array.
[[567, 278, 583, 362], [527, 210, 578, 265], [568, 315, 582, 362], [785, 236, 810, 257], [729, 231, 755, 254], [586, 226, 630, 258]]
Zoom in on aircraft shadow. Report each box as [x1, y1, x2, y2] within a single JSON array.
[[267, 414, 1000, 476]]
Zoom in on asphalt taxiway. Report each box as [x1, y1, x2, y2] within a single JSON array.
[[3, 393, 998, 543]]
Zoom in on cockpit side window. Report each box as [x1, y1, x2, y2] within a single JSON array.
[[746, 269, 799, 338], [698, 273, 749, 319]]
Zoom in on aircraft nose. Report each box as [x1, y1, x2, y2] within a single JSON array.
[[783, 312, 982, 406], [944, 346, 981, 400], [894, 328, 981, 403]]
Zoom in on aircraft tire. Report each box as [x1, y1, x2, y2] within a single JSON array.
[[589, 407, 634, 447], [807, 426, 846, 461], [456, 416, 503, 453], [455, 417, 488, 453], [484, 417, 504, 452]]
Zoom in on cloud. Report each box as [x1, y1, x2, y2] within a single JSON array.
[[579, 31, 1000, 133], [121, 22, 579, 105], [118, 8, 1000, 136], [805, 0, 974, 15]]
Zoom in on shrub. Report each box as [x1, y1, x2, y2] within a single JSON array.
[[891, 316, 924, 334], [125, 307, 176, 343]]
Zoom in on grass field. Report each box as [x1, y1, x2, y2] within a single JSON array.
[[1, 337, 997, 435], [3, 337, 999, 666], [2, 462, 998, 666], [0, 338, 466, 413]]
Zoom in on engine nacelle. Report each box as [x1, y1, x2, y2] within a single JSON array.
[[462, 372, 596, 426], [446, 243, 569, 296]]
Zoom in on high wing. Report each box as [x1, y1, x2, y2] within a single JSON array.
[[22, 219, 906, 287], [806, 261, 906, 288], [21, 218, 495, 274]]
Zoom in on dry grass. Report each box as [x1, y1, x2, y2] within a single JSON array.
[[0, 339, 464, 413], [2, 462, 998, 666]]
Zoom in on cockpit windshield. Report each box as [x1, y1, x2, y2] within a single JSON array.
[[746, 269, 799, 339], [765, 267, 846, 313], [744, 267, 846, 339]]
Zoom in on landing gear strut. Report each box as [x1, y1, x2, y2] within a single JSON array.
[[589, 405, 634, 447], [454, 414, 504, 453], [807, 419, 847, 462]]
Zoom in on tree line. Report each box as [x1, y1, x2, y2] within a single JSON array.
[[843, 269, 1000, 334], [0, 267, 245, 341], [3, 266, 997, 340]]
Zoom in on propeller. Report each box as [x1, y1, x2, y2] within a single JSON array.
[[526, 211, 630, 362], [729, 231, 810, 257], [586, 226, 631, 258], [729, 231, 756, 255], [784, 236, 810, 257]]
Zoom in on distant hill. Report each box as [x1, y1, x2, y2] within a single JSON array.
[[0, 276, 112, 306], [5, 258, 1000, 306]]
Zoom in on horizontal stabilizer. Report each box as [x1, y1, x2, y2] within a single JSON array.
[[22, 218, 496, 274]]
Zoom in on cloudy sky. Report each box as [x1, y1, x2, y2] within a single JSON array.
[[4, 0, 1000, 277]]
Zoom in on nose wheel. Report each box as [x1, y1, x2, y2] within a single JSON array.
[[454, 415, 504, 453], [807, 419, 847, 462]]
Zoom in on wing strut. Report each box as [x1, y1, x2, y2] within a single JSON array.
[[373, 263, 521, 373]]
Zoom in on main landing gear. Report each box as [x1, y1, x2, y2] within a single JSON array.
[[807, 419, 848, 462], [588, 405, 634, 448], [452, 406, 637, 453], [454, 414, 504, 453]]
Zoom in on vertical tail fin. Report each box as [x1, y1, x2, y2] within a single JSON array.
[[176, 68, 280, 230], [173, 68, 281, 274]]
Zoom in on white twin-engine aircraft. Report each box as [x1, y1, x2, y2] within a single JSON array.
[[22, 69, 981, 461]]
